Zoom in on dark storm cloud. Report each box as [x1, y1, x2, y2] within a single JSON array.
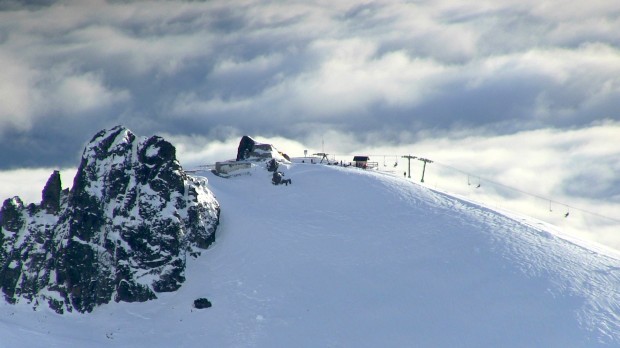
[[0, 0, 619, 169], [0, 0, 57, 11]]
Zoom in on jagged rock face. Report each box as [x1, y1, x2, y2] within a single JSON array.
[[0, 197, 25, 232], [41, 170, 62, 214], [236, 135, 291, 162], [0, 197, 27, 302], [0, 126, 220, 313], [0, 193, 64, 308]]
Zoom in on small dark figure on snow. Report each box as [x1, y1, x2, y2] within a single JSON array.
[[272, 171, 292, 186], [272, 171, 282, 185], [267, 159, 279, 172]]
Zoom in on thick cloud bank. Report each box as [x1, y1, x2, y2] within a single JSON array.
[[1, 0, 619, 167]]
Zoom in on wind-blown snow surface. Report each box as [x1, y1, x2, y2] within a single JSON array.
[[2, 163, 620, 347]]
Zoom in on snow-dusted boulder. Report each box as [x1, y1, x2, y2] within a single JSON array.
[[0, 125, 220, 313]]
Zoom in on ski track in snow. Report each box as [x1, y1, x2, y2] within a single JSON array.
[[2, 162, 620, 347]]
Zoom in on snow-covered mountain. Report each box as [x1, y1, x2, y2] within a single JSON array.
[[0, 126, 219, 314], [2, 135, 620, 347]]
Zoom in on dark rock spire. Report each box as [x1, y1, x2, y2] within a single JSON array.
[[41, 170, 62, 214]]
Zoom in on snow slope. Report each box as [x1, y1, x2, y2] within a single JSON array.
[[2, 162, 620, 347]]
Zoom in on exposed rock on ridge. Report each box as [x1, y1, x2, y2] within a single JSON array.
[[41, 170, 62, 214], [0, 126, 220, 313], [236, 135, 290, 162]]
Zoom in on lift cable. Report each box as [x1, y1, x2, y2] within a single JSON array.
[[324, 153, 620, 224], [431, 160, 620, 224]]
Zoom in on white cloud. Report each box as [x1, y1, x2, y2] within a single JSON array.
[[162, 134, 241, 168], [2, 0, 619, 136], [529, 0, 620, 22], [0, 52, 38, 133], [291, 40, 445, 110], [0, 167, 75, 205], [42, 69, 130, 116]]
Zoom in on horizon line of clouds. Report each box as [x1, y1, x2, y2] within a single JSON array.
[[4, 119, 618, 202], [2, 120, 618, 249]]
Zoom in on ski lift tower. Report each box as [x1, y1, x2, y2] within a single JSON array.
[[313, 152, 330, 164], [418, 158, 433, 183], [401, 155, 417, 178]]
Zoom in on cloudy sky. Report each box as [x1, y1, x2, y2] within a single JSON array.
[[1, 1, 619, 246]]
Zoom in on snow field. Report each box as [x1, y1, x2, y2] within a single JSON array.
[[2, 162, 620, 347]]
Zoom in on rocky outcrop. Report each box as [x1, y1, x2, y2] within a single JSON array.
[[41, 170, 62, 214], [0, 126, 220, 313], [193, 297, 212, 309], [236, 135, 291, 162]]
